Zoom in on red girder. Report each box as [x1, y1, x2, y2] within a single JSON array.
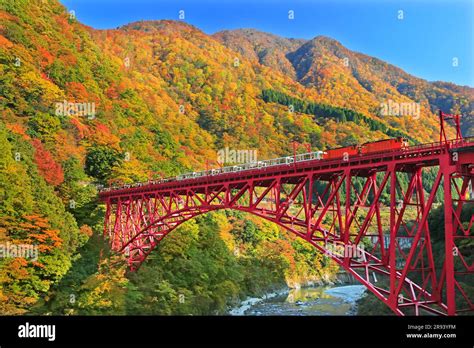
[[99, 138, 474, 316]]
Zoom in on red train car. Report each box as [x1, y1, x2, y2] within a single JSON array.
[[324, 145, 359, 160], [360, 137, 408, 155]]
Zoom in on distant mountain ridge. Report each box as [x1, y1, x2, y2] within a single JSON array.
[[213, 29, 306, 79], [214, 29, 473, 136]]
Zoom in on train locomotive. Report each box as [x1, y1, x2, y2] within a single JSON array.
[[324, 137, 409, 160]]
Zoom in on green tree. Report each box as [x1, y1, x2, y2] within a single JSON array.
[[85, 146, 123, 182]]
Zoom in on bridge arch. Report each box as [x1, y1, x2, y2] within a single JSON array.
[[106, 203, 433, 317]]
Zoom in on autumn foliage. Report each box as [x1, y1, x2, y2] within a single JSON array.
[[0, 0, 472, 316], [32, 139, 64, 186]]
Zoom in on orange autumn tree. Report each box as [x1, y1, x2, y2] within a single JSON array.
[[0, 214, 64, 314], [17, 214, 63, 253]]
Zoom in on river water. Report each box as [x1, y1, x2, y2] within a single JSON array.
[[229, 284, 366, 316]]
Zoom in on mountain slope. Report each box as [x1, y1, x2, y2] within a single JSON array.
[[0, 0, 334, 315], [215, 30, 474, 137], [213, 29, 305, 79]]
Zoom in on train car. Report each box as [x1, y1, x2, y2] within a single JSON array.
[[360, 137, 408, 155], [324, 145, 359, 160]]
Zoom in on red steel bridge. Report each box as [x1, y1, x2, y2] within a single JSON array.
[[99, 114, 474, 316]]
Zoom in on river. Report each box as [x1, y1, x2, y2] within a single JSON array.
[[229, 284, 366, 316]]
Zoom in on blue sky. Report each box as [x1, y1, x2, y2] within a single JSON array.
[[61, 0, 474, 87]]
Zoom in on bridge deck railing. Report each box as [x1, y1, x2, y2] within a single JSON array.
[[99, 137, 474, 193]]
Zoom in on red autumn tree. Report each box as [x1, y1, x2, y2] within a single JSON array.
[[32, 139, 64, 186]]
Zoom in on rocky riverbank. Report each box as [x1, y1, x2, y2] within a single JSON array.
[[228, 273, 365, 316]]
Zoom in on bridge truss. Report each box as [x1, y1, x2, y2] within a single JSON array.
[[99, 138, 474, 316]]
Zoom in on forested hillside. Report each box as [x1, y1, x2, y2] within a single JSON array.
[[0, 0, 468, 315], [215, 30, 474, 137]]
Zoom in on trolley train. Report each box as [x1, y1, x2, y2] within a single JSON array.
[[100, 137, 410, 191], [325, 137, 409, 159]]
